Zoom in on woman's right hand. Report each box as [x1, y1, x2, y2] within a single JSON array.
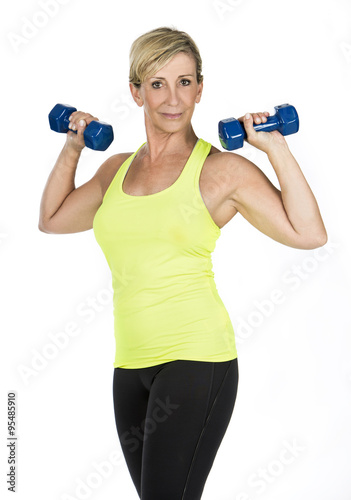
[[65, 110, 100, 153]]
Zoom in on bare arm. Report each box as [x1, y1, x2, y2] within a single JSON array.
[[38, 109, 126, 234], [229, 111, 328, 249], [38, 145, 129, 234], [39, 143, 96, 233], [39, 142, 79, 232]]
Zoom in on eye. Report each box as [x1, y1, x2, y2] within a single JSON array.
[[151, 81, 162, 89], [151, 79, 191, 89]]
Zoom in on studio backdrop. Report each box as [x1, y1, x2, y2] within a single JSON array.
[[1, 0, 350, 499]]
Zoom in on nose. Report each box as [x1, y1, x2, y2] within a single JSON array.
[[164, 84, 180, 107]]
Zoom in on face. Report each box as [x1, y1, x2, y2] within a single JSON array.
[[130, 52, 203, 133]]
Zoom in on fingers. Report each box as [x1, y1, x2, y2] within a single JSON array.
[[238, 111, 270, 125], [250, 111, 269, 124], [68, 111, 99, 131]]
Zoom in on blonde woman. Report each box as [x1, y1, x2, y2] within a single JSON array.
[[39, 26, 327, 500]]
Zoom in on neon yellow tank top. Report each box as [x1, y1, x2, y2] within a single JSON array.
[[93, 138, 237, 368]]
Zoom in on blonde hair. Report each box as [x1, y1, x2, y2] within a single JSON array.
[[129, 26, 203, 88]]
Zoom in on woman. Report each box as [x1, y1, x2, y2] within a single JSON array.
[[39, 26, 327, 500]]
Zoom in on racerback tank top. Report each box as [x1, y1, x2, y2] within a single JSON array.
[[93, 138, 237, 368]]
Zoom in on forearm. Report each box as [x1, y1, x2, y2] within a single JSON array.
[[267, 143, 327, 244], [39, 143, 81, 228]]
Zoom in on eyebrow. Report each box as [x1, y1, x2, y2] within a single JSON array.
[[150, 74, 195, 80]]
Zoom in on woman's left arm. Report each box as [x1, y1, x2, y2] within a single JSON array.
[[228, 110, 328, 250]]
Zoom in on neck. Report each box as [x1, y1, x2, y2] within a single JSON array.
[[141, 115, 198, 162]]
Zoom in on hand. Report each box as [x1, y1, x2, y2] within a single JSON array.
[[65, 110, 100, 153], [238, 110, 288, 154]]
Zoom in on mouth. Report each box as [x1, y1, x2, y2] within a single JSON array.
[[161, 113, 182, 119]]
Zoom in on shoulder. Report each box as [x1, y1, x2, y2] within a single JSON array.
[[94, 152, 133, 195], [207, 143, 246, 173], [95, 152, 133, 176], [204, 144, 255, 201]]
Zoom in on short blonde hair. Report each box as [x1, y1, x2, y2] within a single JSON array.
[[129, 26, 203, 88]]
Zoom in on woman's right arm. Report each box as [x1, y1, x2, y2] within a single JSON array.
[[38, 110, 125, 234]]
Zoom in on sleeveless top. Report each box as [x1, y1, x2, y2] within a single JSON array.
[[93, 138, 237, 368]]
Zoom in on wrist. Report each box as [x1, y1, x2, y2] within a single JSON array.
[[63, 141, 83, 160], [266, 141, 291, 162]]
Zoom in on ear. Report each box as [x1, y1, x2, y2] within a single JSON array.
[[195, 80, 203, 103], [129, 82, 144, 107]]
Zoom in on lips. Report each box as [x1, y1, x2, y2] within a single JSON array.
[[162, 113, 182, 119]]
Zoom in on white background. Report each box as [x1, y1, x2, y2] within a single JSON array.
[[1, 0, 351, 498]]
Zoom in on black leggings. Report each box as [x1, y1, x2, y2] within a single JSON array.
[[113, 357, 239, 499]]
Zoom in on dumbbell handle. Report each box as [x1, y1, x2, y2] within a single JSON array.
[[246, 114, 283, 134], [218, 113, 284, 147], [59, 111, 109, 135]]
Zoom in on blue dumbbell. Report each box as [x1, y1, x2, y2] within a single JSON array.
[[218, 103, 299, 150], [48, 103, 114, 151]]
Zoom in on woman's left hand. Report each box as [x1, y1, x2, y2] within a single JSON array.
[[238, 111, 288, 154]]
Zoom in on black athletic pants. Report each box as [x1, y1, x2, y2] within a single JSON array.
[[113, 357, 239, 499]]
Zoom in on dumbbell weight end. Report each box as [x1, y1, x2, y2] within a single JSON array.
[[49, 103, 77, 133]]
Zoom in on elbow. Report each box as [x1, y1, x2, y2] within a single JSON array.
[[38, 218, 52, 233], [38, 219, 45, 232], [38, 216, 46, 232], [311, 228, 328, 249], [317, 231, 328, 248], [301, 230, 328, 249]]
